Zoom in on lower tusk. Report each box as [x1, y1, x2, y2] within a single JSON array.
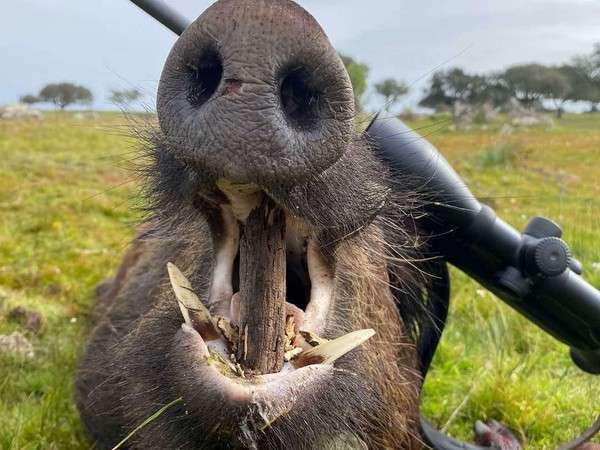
[[299, 330, 329, 347], [292, 329, 375, 368]]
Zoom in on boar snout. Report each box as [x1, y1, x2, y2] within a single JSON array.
[[157, 0, 355, 185]]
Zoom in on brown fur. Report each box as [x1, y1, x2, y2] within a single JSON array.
[[92, 227, 149, 320], [76, 197, 431, 449], [334, 229, 424, 449]]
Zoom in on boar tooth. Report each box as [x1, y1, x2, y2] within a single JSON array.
[[167, 263, 220, 340], [304, 239, 334, 335], [167, 262, 203, 319], [293, 329, 375, 368], [216, 316, 239, 352]]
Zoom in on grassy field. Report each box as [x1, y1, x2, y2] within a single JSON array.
[[0, 111, 598, 448]]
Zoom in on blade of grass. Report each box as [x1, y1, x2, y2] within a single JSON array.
[[111, 397, 182, 450]]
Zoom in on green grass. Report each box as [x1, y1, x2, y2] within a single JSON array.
[[475, 142, 521, 168], [0, 111, 599, 448], [0, 112, 140, 449], [416, 112, 600, 447]]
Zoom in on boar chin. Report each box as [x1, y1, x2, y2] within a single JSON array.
[[118, 314, 380, 448]]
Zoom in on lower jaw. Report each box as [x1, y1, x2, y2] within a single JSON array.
[[170, 325, 372, 450]]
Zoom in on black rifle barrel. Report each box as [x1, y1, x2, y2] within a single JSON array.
[[129, 0, 190, 35]]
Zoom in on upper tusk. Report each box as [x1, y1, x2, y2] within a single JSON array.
[[167, 262, 220, 340]]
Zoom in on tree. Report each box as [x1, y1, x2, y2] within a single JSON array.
[[503, 64, 542, 107], [419, 68, 504, 110], [502, 64, 569, 112], [571, 43, 600, 111], [573, 43, 600, 79], [538, 66, 571, 117], [419, 71, 451, 110], [19, 94, 39, 104], [38, 83, 93, 110], [374, 78, 408, 111], [477, 73, 512, 108], [340, 54, 369, 112], [557, 64, 598, 113], [109, 88, 143, 106]]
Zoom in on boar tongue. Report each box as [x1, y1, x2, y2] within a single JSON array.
[[236, 196, 287, 374]]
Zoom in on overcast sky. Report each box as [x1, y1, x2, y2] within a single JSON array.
[[1, 0, 599, 111]]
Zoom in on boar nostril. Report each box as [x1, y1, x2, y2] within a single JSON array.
[[280, 68, 321, 130], [186, 50, 223, 107]]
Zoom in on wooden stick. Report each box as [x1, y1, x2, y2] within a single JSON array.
[[237, 196, 286, 374]]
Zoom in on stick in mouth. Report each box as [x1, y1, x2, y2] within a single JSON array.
[[236, 196, 287, 374], [167, 181, 378, 377], [168, 261, 376, 374]]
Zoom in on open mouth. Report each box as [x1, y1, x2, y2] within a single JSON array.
[[166, 181, 374, 428]]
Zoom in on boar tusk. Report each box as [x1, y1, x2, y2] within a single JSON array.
[[293, 329, 375, 368], [299, 330, 329, 347], [167, 262, 220, 340]]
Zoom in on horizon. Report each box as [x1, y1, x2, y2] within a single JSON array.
[[1, 1, 599, 112]]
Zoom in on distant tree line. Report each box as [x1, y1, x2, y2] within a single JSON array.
[[19, 44, 599, 116], [20, 83, 143, 110], [108, 88, 142, 107], [341, 43, 600, 117], [419, 52, 600, 117]]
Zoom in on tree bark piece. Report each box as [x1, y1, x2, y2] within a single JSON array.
[[237, 197, 286, 374]]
